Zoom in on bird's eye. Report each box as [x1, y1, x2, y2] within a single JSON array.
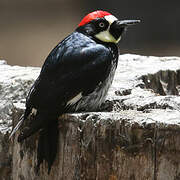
[[99, 22, 105, 28]]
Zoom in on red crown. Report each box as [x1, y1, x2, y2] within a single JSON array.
[[78, 10, 111, 27]]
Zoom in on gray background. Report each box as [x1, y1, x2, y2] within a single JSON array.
[[0, 0, 179, 66]]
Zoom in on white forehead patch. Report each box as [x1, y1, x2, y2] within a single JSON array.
[[104, 15, 118, 25]]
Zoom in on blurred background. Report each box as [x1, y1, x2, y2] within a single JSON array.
[[0, 0, 180, 67]]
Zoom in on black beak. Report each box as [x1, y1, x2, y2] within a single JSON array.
[[117, 20, 141, 27], [110, 19, 140, 41]]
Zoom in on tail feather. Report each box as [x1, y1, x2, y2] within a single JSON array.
[[9, 115, 24, 139], [37, 120, 59, 173], [17, 111, 44, 142], [9, 107, 31, 139], [11, 109, 59, 174]]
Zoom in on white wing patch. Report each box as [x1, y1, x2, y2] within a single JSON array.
[[31, 108, 37, 115], [67, 92, 82, 106]]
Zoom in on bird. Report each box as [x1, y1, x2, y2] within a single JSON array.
[[10, 10, 140, 173]]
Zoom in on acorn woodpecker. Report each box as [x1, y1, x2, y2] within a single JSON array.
[[10, 10, 140, 173]]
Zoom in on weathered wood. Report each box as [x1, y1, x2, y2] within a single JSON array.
[[1, 54, 180, 179], [11, 111, 180, 180]]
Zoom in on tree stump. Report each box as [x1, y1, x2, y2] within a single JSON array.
[[0, 54, 180, 180]]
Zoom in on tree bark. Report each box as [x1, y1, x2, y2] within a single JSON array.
[[0, 54, 180, 180], [11, 111, 180, 180]]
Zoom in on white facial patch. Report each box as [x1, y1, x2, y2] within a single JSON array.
[[67, 92, 82, 106], [95, 15, 121, 43]]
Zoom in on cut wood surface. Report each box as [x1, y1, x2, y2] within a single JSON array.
[[0, 54, 180, 180]]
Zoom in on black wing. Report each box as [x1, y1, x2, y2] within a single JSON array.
[[12, 34, 113, 171], [26, 33, 112, 113]]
